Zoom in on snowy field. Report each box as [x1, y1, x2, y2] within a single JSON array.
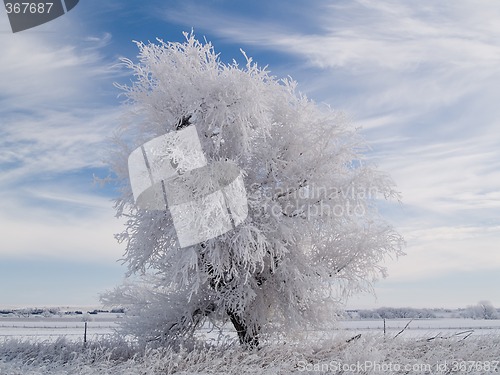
[[0, 314, 119, 343], [3, 314, 500, 342], [1, 313, 500, 374], [337, 318, 500, 338]]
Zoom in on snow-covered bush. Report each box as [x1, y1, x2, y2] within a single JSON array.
[[105, 32, 404, 348], [462, 301, 499, 320]]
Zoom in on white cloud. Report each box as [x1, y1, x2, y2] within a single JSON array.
[[0, 108, 121, 185], [383, 224, 500, 281], [377, 136, 500, 214], [0, 9, 121, 184], [0, 11, 126, 262], [0, 188, 124, 262], [83, 32, 112, 49], [164, 0, 500, 280], [0, 36, 114, 109]]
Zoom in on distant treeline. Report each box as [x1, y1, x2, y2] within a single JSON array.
[[347, 301, 500, 320], [347, 307, 437, 319], [2, 302, 498, 320], [0, 307, 125, 316]]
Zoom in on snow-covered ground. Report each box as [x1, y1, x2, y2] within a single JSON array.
[[0, 313, 120, 342], [1, 313, 500, 374], [3, 313, 500, 342], [2, 313, 500, 345], [338, 318, 500, 337]]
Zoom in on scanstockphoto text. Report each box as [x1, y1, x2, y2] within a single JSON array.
[[296, 360, 500, 373], [247, 183, 383, 220]]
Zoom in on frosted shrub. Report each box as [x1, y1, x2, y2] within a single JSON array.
[[105, 32, 404, 348]]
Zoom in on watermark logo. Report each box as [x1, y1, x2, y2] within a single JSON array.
[[247, 182, 379, 220], [4, 0, 79, 33], [128, 125, 248, 248]]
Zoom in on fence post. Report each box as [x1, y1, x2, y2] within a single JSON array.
[[84, 321, 87, 345]]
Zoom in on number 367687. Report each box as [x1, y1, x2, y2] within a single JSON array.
[[5, 2, 54, 14]]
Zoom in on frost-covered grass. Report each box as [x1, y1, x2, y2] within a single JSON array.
[[1, 333, 500, 374], [2, 315, 500, 373]]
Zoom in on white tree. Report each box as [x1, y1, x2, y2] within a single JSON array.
[[463, 301, 498, 320], [104, 33, 404, 348]]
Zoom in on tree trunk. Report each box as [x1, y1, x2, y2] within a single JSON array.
[[227, 309, 259, 349], [199, 245, 259, 348]]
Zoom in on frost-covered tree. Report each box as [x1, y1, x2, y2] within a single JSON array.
[[104, 33, 404, 348], [463, 301, 499, 320]]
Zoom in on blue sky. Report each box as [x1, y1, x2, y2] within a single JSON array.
[[1, 0, 499, 309]]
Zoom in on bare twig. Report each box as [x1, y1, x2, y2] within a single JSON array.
[[454, 329, 474, 337], [275, 179, 308, 199], [346, 334, 361, 343], [394, 319, 413, 339], [426, 332, 442, 342], [454, 329, 474, 340], [462, 332, 474, 340]]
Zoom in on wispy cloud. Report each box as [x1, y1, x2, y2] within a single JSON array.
[[384, 224, 500, 281], [157, 0, 500, 279], [0, 13, 124, 261], [0, 188, 124, 262], [0, 108, 121, 185]]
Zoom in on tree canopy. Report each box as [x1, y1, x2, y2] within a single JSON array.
[[104, 33, 404, 348]]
